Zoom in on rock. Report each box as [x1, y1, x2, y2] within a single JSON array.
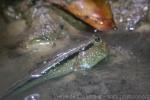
[[109, 0, 149, 31]]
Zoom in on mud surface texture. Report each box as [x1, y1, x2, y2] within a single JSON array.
[[2, 32, 149, 100]]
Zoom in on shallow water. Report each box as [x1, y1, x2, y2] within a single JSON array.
[[0, 32, 149, 100], [0, 1, 150, 100]]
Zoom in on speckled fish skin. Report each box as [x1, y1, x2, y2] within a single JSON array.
[[0, 3, 107, 100], [0, 38, 107, 100], [78, 40, 107, 69]]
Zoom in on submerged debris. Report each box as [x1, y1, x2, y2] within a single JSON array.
[[48, 0, 116, 31]]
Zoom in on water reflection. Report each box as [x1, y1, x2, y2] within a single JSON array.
[[24, 93, 40, 100]]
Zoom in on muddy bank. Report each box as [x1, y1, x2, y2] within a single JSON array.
[[2, 32, 149, 100]]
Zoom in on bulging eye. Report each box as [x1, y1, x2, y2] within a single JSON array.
[[94, 34, 102, 43], [28, 0, 40, 6]]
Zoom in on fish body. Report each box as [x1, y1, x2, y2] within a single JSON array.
[[0, 2, 108, 99]]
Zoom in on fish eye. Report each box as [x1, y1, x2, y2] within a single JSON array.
[[28, 0, 40, 6], [95, 36, 101, 42]]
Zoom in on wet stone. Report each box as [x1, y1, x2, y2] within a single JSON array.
[[109, 0, 149, 31]]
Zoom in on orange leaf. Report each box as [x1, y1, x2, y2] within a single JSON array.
[[48, 0, 116, 31]]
